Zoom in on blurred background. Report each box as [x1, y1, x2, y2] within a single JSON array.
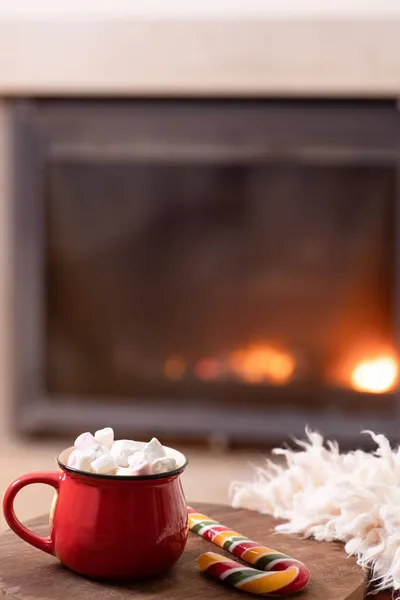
[[1, 0, 400, 530]]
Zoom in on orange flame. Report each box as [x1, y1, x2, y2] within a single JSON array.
[[228, 343, 295, 385], [331, 340, 399, 394], [351, 354, 398, 393], [194, 358, 221, 381], [164, 355, 186, 380]]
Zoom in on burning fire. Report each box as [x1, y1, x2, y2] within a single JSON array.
[[332, 340, 399, 394], [164, 341, 399, 393], [228, 343, 295, 385], [195, 358, 221, 381], [164, 355, 186, 380], [350, 354, 398, 393], [164, 343, 295, 385]]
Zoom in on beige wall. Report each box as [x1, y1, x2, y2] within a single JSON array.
[[0, 101, 13, 440]]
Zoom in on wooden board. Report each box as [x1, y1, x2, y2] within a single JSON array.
[[0, 502, 367, 600]]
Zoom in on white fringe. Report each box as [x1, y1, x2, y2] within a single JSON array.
[[230, 429, 400, 592]]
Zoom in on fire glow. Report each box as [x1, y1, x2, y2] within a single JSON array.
[[164, 343, 296, 385], [164, 355, 186, 380], [164, 342, 399, 394], [228, 343, 295, 385], [350, 354, 398, 394], [332, 341, 399, 394]]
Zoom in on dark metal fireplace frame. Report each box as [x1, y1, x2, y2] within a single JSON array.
[[11, 98, 400, 444]]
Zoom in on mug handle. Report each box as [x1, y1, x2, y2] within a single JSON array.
[[2, 472, 60, 555]]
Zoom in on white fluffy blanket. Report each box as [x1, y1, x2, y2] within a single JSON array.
[[230, 430, 400, 593]]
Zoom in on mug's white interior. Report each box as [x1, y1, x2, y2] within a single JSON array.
[[58, 443, 187, 475]]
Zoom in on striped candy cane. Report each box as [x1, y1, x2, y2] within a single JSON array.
[[188, 507, 310, 596]]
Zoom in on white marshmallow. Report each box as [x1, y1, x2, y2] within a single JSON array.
[[91, 453, 118, 475], [130, 461, 151, 476], [111, 439, 138, 467], [128, 451, 146, 467], [70, 430, 177, 477], [94, 427, 114, 449], [67, 448, 80, 467], [128, 451, 152, 475], [111, 439, 137, 454], [143, 437, 166, 462], [116, 467, 134, 476], [88, 443, 109, 458], [74, 444, 108, 472], [74, 432, 96, 450], [74, 449, 96, 472], [116, 462, 151, 476], [152, 457, 177, 475], [67, 448, 79, 467]]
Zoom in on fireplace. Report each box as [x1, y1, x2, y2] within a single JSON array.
[[12, 99, 400, 444]]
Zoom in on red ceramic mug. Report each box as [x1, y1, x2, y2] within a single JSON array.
[[2, 445, 188, 580]]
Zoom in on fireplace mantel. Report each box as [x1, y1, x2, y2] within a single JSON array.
[[0, 2, 399, 96]]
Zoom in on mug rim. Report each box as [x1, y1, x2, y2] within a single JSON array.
[[57, 446, 188, 481]]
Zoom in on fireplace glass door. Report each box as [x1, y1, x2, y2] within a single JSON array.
[[13, 100, 400, 442]]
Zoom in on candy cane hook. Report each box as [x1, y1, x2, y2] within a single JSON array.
[[188, 508, 310, 596]]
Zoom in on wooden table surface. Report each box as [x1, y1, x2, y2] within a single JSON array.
[[0, 502, 391, 600]]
